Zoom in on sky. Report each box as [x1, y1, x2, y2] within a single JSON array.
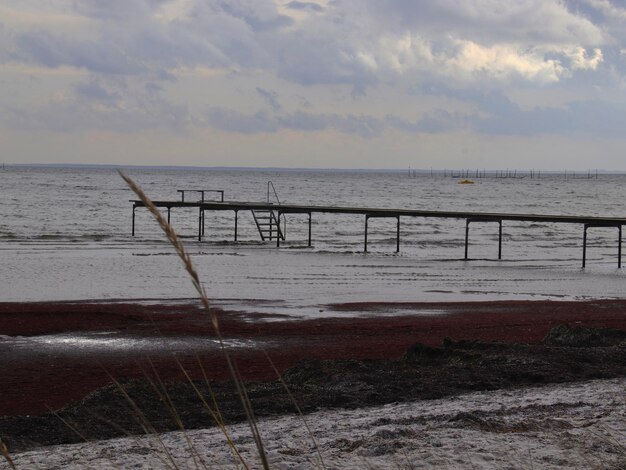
[[1, 0, 626, 170]]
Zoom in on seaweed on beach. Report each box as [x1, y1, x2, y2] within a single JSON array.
[[1, 325, 625, 453]]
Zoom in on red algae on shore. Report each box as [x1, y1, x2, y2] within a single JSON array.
[[0, 299, 625, 416]]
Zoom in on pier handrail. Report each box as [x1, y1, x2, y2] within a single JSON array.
[[267, 181, 280, 204], [266, 181, 286, 236], [177, 189, 224, 202]]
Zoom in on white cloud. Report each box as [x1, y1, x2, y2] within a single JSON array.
[[444, 41, 564, 83], [0, 0, 610, 88], [564, 46, 603, 70], [374, 33, 434, 74], [358, 0, 606, 45]]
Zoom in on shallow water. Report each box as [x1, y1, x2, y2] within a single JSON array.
[[1, 166, 625, 313]]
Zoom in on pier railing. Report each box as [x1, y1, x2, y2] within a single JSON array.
[[177, 189, 224, 202], [267, 181, 280, 204]]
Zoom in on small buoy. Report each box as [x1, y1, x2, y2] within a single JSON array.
[[458, 179, 475, 185]]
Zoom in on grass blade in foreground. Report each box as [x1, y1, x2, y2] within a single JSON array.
[[0, 439, 16, 470], [119, 171, 270, 469]]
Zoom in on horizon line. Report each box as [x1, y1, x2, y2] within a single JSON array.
[[4, 163, 624, 173]]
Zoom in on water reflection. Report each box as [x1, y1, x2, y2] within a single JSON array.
[[5, 333, 258, 355]]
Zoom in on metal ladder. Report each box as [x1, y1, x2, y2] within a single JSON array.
[[251, 181, 285, 241]]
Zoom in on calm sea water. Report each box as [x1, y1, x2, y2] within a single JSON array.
[[2, 166, 625, 313]]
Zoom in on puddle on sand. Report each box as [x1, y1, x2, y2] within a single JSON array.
[[2, 333, 262, 356]]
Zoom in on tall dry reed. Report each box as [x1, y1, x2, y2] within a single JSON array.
[[119, 171, 269, 469]]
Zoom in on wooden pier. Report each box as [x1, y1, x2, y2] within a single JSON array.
[[130, 196, 625, 268]]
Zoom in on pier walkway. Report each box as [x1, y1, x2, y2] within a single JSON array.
[[130, 196, 625, 268]]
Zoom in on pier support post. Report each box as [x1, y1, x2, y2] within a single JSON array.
[[464, 219, 470, 259], [396, 216, 400, 253], [308, 212, 312, 247], [498, 220, 502, 260], [582, 224, 588, 268], [234, 210, 238, 241], [198, 207, 202, 241], [276, 211, 281, 248], [465, 218, 503, 260], [364, 215, 401, 253], [619, 226, 622, 269], [167, 207, 171, 225], [132, 205, 136, 236]]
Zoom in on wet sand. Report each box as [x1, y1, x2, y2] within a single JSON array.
[[1, 299, 625, 418]]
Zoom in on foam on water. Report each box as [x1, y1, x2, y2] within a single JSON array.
[[1, 166, 625, 314]]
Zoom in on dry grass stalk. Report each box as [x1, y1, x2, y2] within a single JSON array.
[[0, 439, 16, 470], [48, 406, 124, 470], [142, 359, 208, 470], [175, 355, 249, 469], [119, 170, 269, 469], [263, 351, 326, 469], [107, 373, 180, 470]]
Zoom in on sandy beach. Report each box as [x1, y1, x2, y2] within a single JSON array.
[[6, 378, 625, 469]]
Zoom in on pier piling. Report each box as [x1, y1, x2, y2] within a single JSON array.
[[582, 223, 623, 268], [465, 218, 503, 260]]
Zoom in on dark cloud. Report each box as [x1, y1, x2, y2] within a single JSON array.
[[406, 91, 626, 137], [203, 92, 626, 139], [3, 72, 190, 133], [145, 81, 164, 95], [3, 97, 190, 133], [72, 0, 170, 20], [15, 31, 146, 75], [286, 2, 325, 12], [385, 112, 467, 134], [273, 31, 378, 90], [212, 0, 293, 31], [6, 2, 275, 75], [74, 79, 122, 104], [205, 107, 385, 138], [475, 99, 626, 137], [280, 111, 384, 137], [206, 107, 279, 133], [277, 110, 327, 131], [256, 87, 282, 111]]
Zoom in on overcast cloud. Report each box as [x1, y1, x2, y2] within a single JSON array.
[[1, 0, 625, 168]]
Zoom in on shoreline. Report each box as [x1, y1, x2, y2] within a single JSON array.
[[1, 298, 625, 417]]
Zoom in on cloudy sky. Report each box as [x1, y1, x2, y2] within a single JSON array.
[[1, 0, 626, 169]]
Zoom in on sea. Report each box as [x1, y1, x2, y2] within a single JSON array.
[[2, 166, 625, 317]]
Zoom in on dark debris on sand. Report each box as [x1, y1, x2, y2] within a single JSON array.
[[1, 324, 625, 452]]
